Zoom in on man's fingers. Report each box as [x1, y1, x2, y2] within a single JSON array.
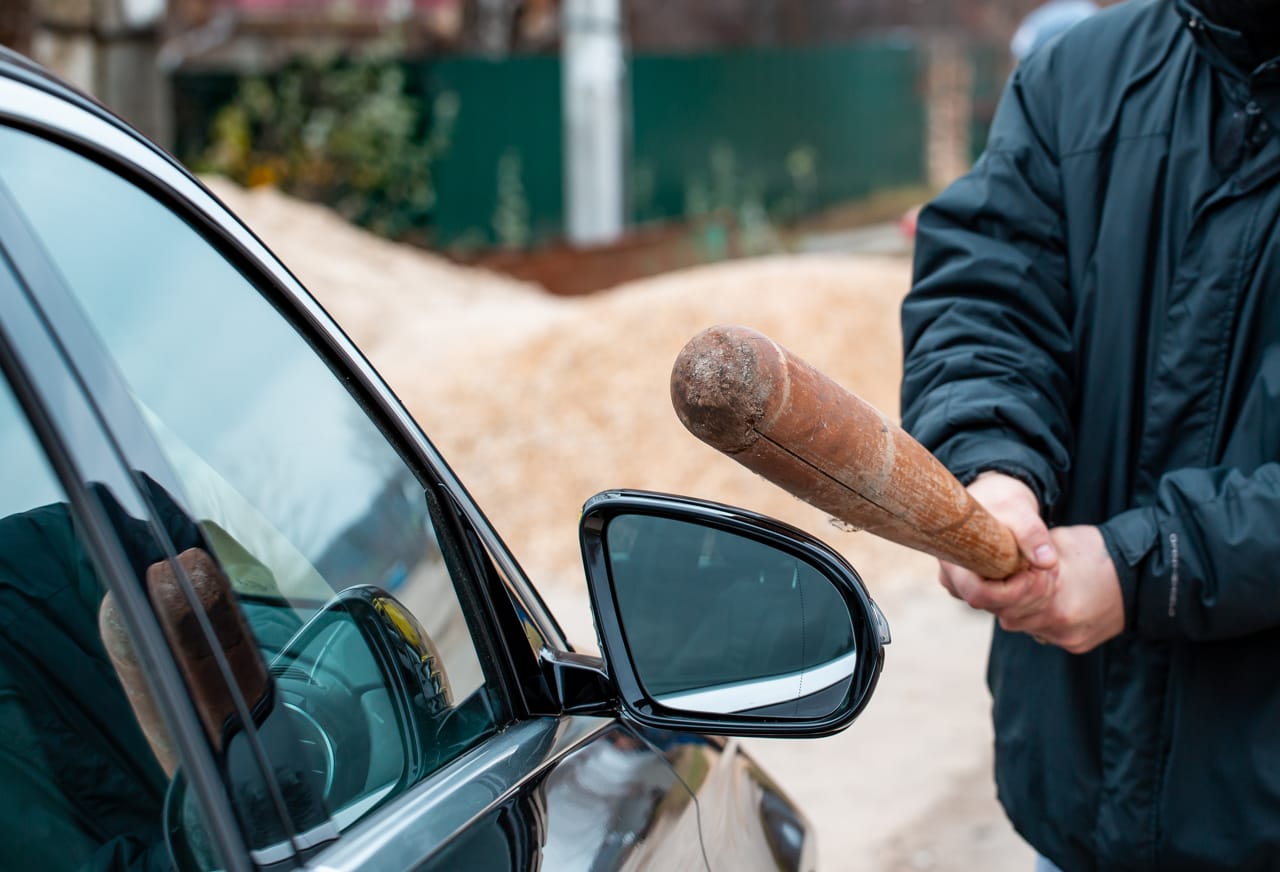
[[941, 555, 1056, 614], [1002, 524, 1125, 655], [957, 575, 1018, 612], [998, 601, 1057, 633], [964, 471, 1057, 573], [989, 567, 1059, 620], [1007, 512, 1058, 571]]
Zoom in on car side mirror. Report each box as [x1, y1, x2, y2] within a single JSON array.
[[580, 491, 889, 738]]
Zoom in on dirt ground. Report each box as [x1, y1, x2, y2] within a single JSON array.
[[207, 179, 1034, 872]]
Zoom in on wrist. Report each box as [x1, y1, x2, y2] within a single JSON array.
[[969, 470, 1042, 514], [965, 464, 1049, 513]]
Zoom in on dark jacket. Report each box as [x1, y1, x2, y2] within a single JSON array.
[[0, 502, 171, 871], [901, 1, 1280, 869]]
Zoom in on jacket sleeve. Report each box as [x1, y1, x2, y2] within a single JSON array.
[[901, 59, 1075, 512], [1101, 341, 1280, 640], [1102, 462, 1280, 641]]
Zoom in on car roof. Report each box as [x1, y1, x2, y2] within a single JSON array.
[[0, 45, 122, 130], [0, 44, 213, 197]]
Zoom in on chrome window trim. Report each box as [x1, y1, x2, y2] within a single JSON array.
[[311, 715, 613, 872], [251, 821, 343, 866]]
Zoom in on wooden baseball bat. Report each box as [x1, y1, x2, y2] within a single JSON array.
[[100, 547, 270, 775], [670, 324, 1025, 579]]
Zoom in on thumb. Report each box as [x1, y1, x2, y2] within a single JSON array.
[[1009, 514, 1057, 570]]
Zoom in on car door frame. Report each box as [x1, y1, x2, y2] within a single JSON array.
[[0, 56, 631, 870]]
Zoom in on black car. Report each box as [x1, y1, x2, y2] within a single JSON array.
[[0, 48, 888, 872]]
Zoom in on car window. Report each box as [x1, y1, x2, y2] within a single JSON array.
[[0, 368, 226, 872], [0, 126, 507, 841]]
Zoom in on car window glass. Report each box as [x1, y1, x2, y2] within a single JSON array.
[[0, 126, 505, 834], [0, 370, 221, 872]]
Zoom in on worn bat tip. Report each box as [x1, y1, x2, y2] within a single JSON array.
[[670, 325, 778, 454]]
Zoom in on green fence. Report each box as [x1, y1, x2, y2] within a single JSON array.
[[413, 55, 564, 248], [969, 42, 1011, 162], [418, 40, 925, 245], [630, 42, 924, 228], [176, 39, 927, 247]]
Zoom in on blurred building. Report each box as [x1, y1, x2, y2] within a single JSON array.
[[1, 0, 1094, 257], [164, 0, 560, 66], [622, 0, 1073, 51], [3, 0, 560, 148], [11, 0, 173, 144]]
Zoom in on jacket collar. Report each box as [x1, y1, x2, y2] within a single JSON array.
[[1174, 0, 1280, 181], [1175, 0, 1280, 85]]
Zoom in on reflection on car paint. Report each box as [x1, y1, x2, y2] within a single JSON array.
[[421, 724, 705, 872], [541, 725, 703, 870], [698, 745, 816, 872]]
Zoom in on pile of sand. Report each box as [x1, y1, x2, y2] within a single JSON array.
[[208, 178, 1029, 872], [207, 178, 929, 600], [202, 178, 567, 373]]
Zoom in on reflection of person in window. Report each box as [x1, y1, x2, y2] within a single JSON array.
[[0, 499, 175, 871], [0, 472, 291, 871]]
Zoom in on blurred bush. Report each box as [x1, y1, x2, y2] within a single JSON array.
[[680, 142, 821, 260], [199, 55, 458, 240]]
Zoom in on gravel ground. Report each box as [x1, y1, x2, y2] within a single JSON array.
[[207, 179, 1034, 872]]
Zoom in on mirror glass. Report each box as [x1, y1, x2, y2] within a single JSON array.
[[604, 514, 857, 719]]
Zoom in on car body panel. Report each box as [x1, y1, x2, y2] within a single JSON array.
[[315, 718, 705, 872]]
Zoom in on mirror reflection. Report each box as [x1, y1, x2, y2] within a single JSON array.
[[605, 514, 856, 719]]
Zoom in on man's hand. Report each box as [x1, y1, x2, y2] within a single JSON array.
[[999, 524, 1125, 654], [939, 470, 1060, 612], [939, 471, 1124, 654]]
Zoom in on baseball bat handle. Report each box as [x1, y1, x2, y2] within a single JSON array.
[[670, 325, 1026, 580]]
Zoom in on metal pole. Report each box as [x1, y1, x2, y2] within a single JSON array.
[[562, 0, 626, 247]]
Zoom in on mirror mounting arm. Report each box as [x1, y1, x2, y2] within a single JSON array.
[[542, 649, 617, 717]]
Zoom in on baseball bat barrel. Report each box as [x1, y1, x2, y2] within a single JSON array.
[[670, 324, 1025, 580]]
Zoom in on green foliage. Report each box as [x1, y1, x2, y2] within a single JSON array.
[[681, 142, 821, 260], [199, 56, 458, 240], [491, 148, 531, 249]]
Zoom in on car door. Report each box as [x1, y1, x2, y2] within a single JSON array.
[[0, 75, 708, 871]]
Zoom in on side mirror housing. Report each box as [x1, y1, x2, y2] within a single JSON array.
[[580, 491, 889, 738]]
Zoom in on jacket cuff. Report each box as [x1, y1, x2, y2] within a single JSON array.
[[1098, 506, 1164, 636], [931, 434, 1061, 511]]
